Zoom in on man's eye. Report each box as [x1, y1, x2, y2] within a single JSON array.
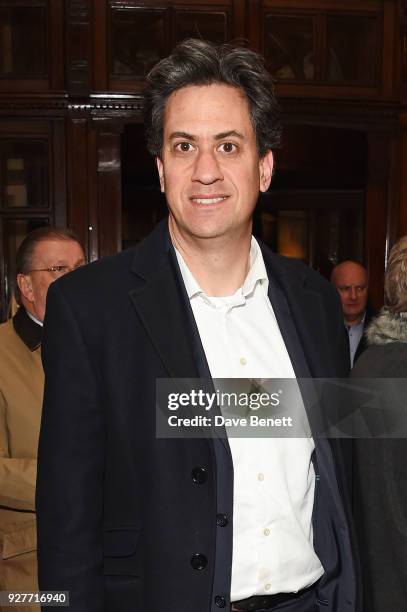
[[219, 142, 236, 153], [51, 266, 69, 273], [175, 142, 193, 152]]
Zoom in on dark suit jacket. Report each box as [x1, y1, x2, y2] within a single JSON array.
[[353, 304, 375, 366], [36, 220, 359, 612]]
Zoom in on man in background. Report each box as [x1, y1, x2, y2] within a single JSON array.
[[331, 260, 373, 367], [0, 228, 85, 611]]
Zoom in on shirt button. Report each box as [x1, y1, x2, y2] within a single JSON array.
[[214, 594, 226, 608], [190, 553, 207, 570], [258, 473, 264, 481], [265, 584, 271, 591], [216, 513, 228, 527], [191, 467, 208, 484], [240, 357, 247, 365], [263, 528, 270, 536]]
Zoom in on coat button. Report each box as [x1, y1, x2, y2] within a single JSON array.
[[191, 466, 208, 484], [190, 553, 207, 570], [214, 594, 226, 608], [216, 513, 228, 527]]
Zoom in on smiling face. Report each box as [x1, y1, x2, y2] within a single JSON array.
[[156, 83, 273, 248]]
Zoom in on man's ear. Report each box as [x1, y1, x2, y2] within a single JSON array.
[[17, 273, 34, 303], [259, 150, 274, 193], [156, 157, 165, 193]]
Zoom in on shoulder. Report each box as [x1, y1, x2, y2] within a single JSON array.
[[0, 319, 19, 351], [259, 242, 339, 302], [49, 219, 170, 308], [0, 319, 31, 375], [46, 247, 137, 315], [352, 342, 407, 378]]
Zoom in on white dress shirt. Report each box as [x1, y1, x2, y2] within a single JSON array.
[[175, 238, 324, 601]]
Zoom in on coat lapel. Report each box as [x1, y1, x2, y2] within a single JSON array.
[[128, 220, 230, 451], [261, 246, 335, 378], [128, 221, 200, 381]]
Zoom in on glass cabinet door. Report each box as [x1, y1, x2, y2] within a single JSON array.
[[0, 3, 47, 77], [1, 139, 49, 209]]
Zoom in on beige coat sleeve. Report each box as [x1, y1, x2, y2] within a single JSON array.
[[0, 389, 36, 511]]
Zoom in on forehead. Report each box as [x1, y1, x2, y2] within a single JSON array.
[[163, 83, 253, 135], [32, 239, 83, 262], [336, 264, 367, 284]]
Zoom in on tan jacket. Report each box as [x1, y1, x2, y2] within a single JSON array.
[[0, 308, 43, 602]]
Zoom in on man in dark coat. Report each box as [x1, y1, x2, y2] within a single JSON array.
[[36, 39, 359, 612], [352, 236, 407, 612], [331, 261, 374, 367]]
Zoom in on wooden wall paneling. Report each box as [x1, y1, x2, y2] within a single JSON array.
[[0, 217, 5, 320], [66, 116, 90, 255], [95, 122, 122, 258], [49, 0, 65, 90], [246, 0, 261, 49], [259, 0, 383, 99], [93, 0, 108, 91], [365, 131, 391, 309], [172, 6, 230, 46], [0, 118, 52, 212], [399, 113, 407, 236], [316, 12, 325, 83], [261, 0, 381, 10], [65, 0, 94, 93], [87, 123, 99, 262], [52, 119, 67, 228], [262, 8, 319, 82], [0, 0, 49, 92], [400, 0, 407, 101], [386, 128, 401, 251], [231, 0, 246, 41], [381, 0, 396, 99], [107, 3, 169, 92]]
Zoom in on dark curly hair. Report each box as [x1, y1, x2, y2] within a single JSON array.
[[144, 38, 281, 159]]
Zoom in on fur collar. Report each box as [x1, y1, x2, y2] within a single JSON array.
[[366, 308, 407, 345]]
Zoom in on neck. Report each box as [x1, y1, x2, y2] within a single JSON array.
[[169, 219, 252, 296], [345, 313, 364, 327]]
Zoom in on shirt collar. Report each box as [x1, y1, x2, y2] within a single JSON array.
[[174, 236, 269, 301], [346, 311, 366, 330], [13, 306, 42, 351], [26, 309, 43, 327]]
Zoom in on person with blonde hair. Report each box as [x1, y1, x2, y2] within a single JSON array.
[[352, 235, 407, 611]]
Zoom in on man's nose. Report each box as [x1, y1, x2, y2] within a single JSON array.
[[349, 286, 357, 300], [191, 150, 223, 184]]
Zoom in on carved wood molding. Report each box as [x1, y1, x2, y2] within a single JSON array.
[[0, 95, 143, 113], [280, 99, 399, 131]]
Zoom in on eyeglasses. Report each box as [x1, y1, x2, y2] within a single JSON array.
[[27, 265, 81, 277], [337, 285, 367, 294]]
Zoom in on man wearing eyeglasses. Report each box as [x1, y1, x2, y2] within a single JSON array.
[[0, 227, 85, 611], [331, 260, 373, 368]]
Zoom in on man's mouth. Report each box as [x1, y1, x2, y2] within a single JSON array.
[[190, 196, 228, 205]]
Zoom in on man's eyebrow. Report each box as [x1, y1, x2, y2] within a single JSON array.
[[168, 130, 244, 141], [214, 130, 244, 140], [169, 131, 197, 141]]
